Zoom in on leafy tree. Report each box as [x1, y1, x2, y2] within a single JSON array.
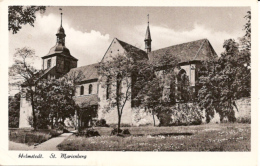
[[8, 93, 21, 128], [8, 6, 46, 34], [98, 50, 152, 133], [34, 78, 78, 129], [9, 47, 41, 129], [135, 52, 197, 126], [198, 11, 251, 122], [63, 70, 85, 130], [239, 11, 251, 52]]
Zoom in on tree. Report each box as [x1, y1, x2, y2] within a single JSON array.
[[8, 93, 21, 128], [198, 11, 251, 122], [8, 6, 46, 34], [98, 50, 152, 133], [9, 47, 41, 129], [34, 78, 78, 129], [63, 70, 86, 130], [134, 52, 197, 126]]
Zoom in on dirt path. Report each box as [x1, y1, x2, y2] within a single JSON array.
[[31, 133, 73, 151]]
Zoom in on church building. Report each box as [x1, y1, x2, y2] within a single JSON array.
[[19, 13, 217, 128]]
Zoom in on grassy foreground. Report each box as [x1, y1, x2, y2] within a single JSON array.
[[9, 129, 62, 146], [57, 123, 250, 151]]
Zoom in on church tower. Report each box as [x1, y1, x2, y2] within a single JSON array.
[[144, 14, 152, 54], [41, 9, 78, 79]]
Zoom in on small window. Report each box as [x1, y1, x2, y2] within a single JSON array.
[[80, 86, 84, 95], [89, 84, 93, 94], [47, 59, 51, 69]]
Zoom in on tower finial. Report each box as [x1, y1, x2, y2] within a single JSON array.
[[145, 14, 152, 53], [59, 8, 63, 26], [147, 14, 149, 25]]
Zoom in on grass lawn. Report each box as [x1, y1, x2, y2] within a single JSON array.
[[9, 129, 63, 146], [57, 123, 250, 151]]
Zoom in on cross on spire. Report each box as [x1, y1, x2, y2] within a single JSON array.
[[59, 8, 63, 26]]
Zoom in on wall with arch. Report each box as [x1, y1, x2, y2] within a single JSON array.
[[75, 82, 99, 96]]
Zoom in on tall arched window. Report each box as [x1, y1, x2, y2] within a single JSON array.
[[89, 84, 93, 94], [80, 85, 84, 95], [177, 69, 189, 102], [106, 78, 111, 100]]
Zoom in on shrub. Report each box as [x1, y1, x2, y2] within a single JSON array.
[[156, 103, 203, 126], [110, 128, 131, 136], [95, 119, 109, 127], [75, 128, 100, 137]]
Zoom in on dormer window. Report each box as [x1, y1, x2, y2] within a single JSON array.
[[47, 59, 51, 69]]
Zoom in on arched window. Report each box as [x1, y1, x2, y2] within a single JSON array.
[[106, 78, 111, 100], [177, 69, 189, 102], [89, 84, 93, 94], [80, 85, 84, 95]]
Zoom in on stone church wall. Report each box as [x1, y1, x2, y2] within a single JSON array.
[[75, 82, 98, 96]]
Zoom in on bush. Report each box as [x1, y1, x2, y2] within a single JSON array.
[[75, 128, 100, 137], [156, 104, 203, 126], [110, 128, 131, 136], [95, 119, 109, 127]]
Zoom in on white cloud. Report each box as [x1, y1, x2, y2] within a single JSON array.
[[9, 13, 110, 69], [121, 23, 244, 56]]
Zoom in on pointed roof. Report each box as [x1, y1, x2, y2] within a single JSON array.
[[42, 15, 77, 60], [145, 25, 151, 41], [148, 38, 217, 64], [117, 38, 148, 59], [101, 38, 148, 61]]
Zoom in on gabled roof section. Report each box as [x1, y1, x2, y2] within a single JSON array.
[[148, 38, 218, 64], [117, 38, 148, 60], [67, 63, 99, 82], [37, 66, 56, 81], [101, 38, 148, 61]]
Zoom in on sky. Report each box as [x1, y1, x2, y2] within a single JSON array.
[[9, 6, 250, 69]]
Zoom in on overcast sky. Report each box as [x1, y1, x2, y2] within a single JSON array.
[[9, 6, 250, 69]]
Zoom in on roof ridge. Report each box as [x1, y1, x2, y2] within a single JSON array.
[[117, 38, 146, 53], [151, 38, 208, 53], [71, 62, 99, 70]]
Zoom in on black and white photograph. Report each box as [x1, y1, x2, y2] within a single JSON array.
[[1, 0, 258, 165]]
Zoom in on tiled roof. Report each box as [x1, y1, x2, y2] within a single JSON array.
[[117, 38, 148, 60], [148, 38, 217, 64], [68, 63, 99, 82], [73, 94, 99, 108]]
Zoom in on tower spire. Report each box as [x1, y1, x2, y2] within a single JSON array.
[[144, 14, 152, 54], [59, 8, 63, 27], [56, 8, 66, 46]]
